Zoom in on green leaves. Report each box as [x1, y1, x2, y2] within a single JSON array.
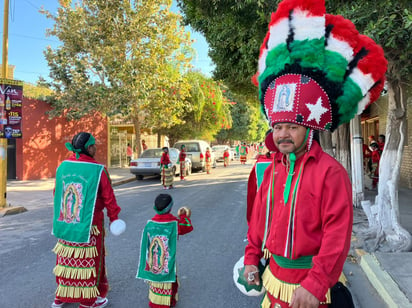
[[42, 0, 194, 129]]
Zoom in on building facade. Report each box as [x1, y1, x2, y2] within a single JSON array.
[[8, 98, 165, 180]]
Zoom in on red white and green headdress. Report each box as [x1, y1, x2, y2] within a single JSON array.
[[253, 0, 388, 131]]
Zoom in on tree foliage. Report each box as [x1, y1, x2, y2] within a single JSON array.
[[23, 79, 53, 100], [41, 0, 194, 154], [157, 71, 233, 145], [177, 0, 279, 98]]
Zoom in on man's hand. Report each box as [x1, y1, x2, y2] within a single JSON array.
[[243, 264, 261, 286], [289, 287, 320, 308]]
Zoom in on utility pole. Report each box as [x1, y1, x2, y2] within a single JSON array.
[[0, 0, 9, 208], [350, 115, 364, 208]]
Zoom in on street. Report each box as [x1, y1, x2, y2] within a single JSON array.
[[0, 160, 386, 307]]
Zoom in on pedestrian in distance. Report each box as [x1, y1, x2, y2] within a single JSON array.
[[370, 142, 381, 190], [178, 144, 187, 181], [378, 134, 385, 152], [160, 147, 174, 190], [51, 132, 126, 308], [127, 143, 133, 166], [142, 139, 148, 151], [239, 142, 248, 164], [242, 0, 387, 307], [368, 135, 377, 151], [137, 194, 193, 308], [205, 147, 212, 174], [257, 142, 265, 157], [223, 148, 230, 167]]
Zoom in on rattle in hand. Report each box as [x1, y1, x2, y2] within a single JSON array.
[[178, 206, 191, 218]]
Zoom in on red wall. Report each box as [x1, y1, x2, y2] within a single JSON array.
[[16, 98, 108, 180]]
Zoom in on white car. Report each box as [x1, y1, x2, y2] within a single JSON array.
[[212, 145, 233, 162], [173, 140, 216, 172], [130, 148, 192, 180]]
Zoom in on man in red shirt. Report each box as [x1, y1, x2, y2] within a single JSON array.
[[242, 0, 387, 306]]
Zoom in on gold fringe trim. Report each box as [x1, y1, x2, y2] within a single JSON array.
[[338, 272, 347, 285], [260, 293, 271, 308], [148, 282, 172, 306], [52, 242, 98, 259], [55, 284, 99, 299], [263, 248, 272, 260], [91, 225, 100, 236], [53, 264, 96, 280], [262, 267, 331, 304]]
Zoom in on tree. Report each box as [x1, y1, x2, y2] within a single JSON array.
[[177, 0, 278, 98], [329, 1, 412, 252], [41, 0, 193, 155], [215, 87, 266, 145], [157, 71, 233, 145], [23, 79, 53, 100]]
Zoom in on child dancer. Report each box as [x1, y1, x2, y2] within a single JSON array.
[[137, 194, 193, 307]]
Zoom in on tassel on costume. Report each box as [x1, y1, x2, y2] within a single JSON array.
[[262, 266, 331, 304], [53, 264, 97, 280], [52, 242, 98, 259], [55, 284, 100, 299], [148, 282, 173, 306]]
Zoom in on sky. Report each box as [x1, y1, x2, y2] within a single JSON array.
[[0, 0, 214, 85]]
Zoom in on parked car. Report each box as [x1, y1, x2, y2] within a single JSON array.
[[173, 140, 216, 172], [230, 147, 239, 160], [130, 148, 192, 180], [212, 145, 234, 162]]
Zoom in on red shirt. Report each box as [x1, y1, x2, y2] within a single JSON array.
[[160, 152, 171, 165], [179, 150, 186, 162], [245, 142, 352, 301], [151, 212, 193, 235], [371, 149, 381, 163], [205, 151, 211, 161]]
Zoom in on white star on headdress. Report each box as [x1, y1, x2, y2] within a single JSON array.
[[306, 97, 328, 124]]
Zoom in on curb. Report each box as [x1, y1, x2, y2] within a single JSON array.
[[112, 177, 136, 187], [357, 249, 412, 308], [0, 205, 28, 217]]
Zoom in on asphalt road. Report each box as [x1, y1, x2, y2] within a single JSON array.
[[0, 159, 387, 307]]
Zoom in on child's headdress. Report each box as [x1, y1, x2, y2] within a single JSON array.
[[253, 0, 387, 132]]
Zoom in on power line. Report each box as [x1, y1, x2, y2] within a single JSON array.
[[23, 0, 40, 11], [0, 32, 58, 43]]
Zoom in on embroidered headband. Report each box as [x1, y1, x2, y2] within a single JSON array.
[[65, 134, 96, 159], [154, 200, 174, 214]]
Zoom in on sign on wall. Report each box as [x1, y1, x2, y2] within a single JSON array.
[[0, 78, 23, 138]]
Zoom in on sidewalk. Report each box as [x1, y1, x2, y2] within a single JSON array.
[[1, 168, 412, 307], [1, 167, 136, 215], [353, 187, 412, 307]]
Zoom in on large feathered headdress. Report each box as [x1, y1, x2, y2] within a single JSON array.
[[253, 0, 387, 132]]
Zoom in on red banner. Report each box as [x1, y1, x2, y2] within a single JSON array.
[[0, 78, 23, 138]]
